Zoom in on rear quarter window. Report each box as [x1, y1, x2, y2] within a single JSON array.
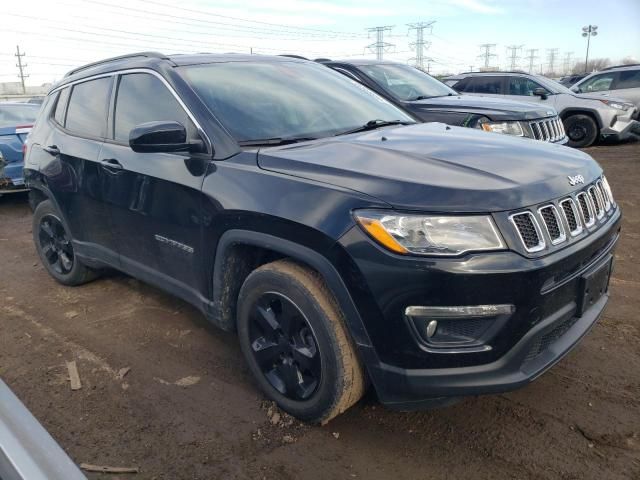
[[65, 77, 112, 138], [53, 87, 70, 125]]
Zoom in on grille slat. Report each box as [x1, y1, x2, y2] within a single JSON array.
[[589, 186, 604, 219], [560, 198, 582, 236], [577, 192, 595, 227], [539, 205, 566, 244], [510, 212, 545, 252]]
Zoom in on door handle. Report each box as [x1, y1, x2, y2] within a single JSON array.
[[43, 145, 60, 156], [100, 158, 123, 171]]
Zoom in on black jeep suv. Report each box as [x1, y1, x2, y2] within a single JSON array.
[[25, 52, 620, 423], [321, 59, 567, 144]]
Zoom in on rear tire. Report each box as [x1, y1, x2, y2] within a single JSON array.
[[564, 114, 598, 148], [237, 259, 365, 424], [32, 200, 98, 286]]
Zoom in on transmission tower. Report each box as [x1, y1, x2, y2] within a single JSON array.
[[505, 45, 524, 70], [478, 44, 497, 69], [524, 48, 538, 73], [367, 26, 394, 60], [407, 21, 435, 71], [546, 48, 559, 75], [563, 52, 574, 74], [14, 45, 28, 94]]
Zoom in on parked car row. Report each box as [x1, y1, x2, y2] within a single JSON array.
[[0, 102, 40, 195], [22, 52, 622, 424]]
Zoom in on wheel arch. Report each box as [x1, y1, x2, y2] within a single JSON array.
[[210, 230, 374, 353], [559, 108, 603, 130]]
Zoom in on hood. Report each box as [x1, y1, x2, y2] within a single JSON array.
[[404, 95, 555, 121], [572, 91, 630, 103], [258, 123, 602, 212]]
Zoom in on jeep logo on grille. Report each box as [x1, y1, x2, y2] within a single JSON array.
[[568, 174, 585, 186]]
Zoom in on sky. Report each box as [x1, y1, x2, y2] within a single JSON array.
[[1, 0, 639, 86]]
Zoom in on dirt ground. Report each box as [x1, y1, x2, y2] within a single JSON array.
[[1, 142, 639, 480]]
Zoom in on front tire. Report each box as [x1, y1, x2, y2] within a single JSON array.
[[237, 260, 365, 424], [32, 200, 97, 286], [564, 114, 598, 148]]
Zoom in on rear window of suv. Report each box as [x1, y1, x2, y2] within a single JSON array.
[[65, 77, 112, 138]]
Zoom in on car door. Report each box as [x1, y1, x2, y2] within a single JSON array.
[[98, 71, 209, 296], [503, 76, 557, 108], [574, 72, 618, 98], [33, 77, 120, 261]]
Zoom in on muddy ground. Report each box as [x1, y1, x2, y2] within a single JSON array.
[[1, 142, 639, 480]]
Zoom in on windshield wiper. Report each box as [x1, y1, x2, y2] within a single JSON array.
[[237, 136, 317, 147], [410, 93, 455, 101], [333, 119, 414, 137]]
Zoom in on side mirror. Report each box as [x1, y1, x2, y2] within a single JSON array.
[[571, 86, 581, 93], [533, 88, 548, 100], [129, 121, 195, 153]]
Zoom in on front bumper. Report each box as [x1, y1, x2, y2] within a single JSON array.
[[338, 206, 620, 409], [601, 108, 640, 140]]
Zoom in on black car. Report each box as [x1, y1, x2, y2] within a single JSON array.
[[321, 59, 567, 143], [559, 73, 589, 87], [25, 52, 620, 423]]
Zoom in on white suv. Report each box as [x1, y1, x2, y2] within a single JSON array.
[[446, 71, 639, 147], [571, 65, 640, 114]]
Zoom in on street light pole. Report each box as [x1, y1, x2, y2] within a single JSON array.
[[582, 25, 598, 73]]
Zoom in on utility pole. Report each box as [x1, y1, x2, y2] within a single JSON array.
[[469, 65, 474, 72], [581, 25, 598, 72], [477, 44, 497, 69], [15, 45, 28, 94], [563, 52, 574, 74], [505, 44, 523, 70], [407, 21, 435, 71], [524, 48, 538, 73], [366, 26, 394, 60], [546, 48, 559, 75]]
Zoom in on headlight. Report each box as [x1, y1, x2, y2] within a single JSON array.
[[600, 99, 633, 111], [477, 120, 525, 136], [354, 210, 506, 256]]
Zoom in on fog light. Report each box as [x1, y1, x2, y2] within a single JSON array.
[[405, 304, 515, 352], [426, 320, 438, 338]]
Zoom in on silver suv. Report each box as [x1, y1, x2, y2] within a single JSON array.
[[445, 71, 639, 147], [571, 64, 640, 114]]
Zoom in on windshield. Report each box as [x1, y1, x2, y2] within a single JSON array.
[[530, 75, 574, 95], [356, 64, 457, 101], [180, 61, 414, 143], [0, 104, 40, 128]]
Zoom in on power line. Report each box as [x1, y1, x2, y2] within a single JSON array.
[[524, 48, 539, 74], [505, 44, 523, 70], [367, 26, 394, 60], [478, 44, 497, 69], [546, 48, 559, 74], [563, 52, 574, 74], [14, 45, 28, 94], [407, 21, 435, 71]]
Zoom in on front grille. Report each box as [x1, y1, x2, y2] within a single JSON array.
[[509, 176, 615, 253], [577, 192, 595, 227], [510, 212, 545, 252], [538, 205, 565, 244], [559, 198, 582, 236], [529, 116, 566, 143]]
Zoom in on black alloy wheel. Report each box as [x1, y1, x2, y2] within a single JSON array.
[[38, 214, 74, 275], [248, 292, 322, 401]]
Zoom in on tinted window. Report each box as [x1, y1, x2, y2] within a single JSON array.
[[508, 77, 548, 96], [114, 73, 193, 142], [356, 64, 456, 101], [180, 61, 414, 143], [65, 77, 112, 137], [617, 70, 640, 89], [459, 76, 503, 94], [54, 87, 70, 125], [579, 73, 616, 92], [0, 104, 40, 128]]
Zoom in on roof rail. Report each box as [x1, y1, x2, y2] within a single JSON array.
[[459, 70, 527, 75], [314, 58, 333, 63], [278, 54, 310, 60], [601, 63, 640, 71], [64, 51, 169, 77]]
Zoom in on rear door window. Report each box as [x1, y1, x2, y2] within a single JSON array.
[[616, 70, 640, 89], [459, 76, 504, 94], [53, 87, 70, 125], [113, 73, 194, 143], [65, 77, 112, 138]]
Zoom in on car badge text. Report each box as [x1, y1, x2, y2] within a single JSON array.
[[568, 174, 585, 186]]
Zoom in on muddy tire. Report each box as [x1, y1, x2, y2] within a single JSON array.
[[237, 259, 365, 424], [32, 200, 97, 286], [564, 114, 599, 148]]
